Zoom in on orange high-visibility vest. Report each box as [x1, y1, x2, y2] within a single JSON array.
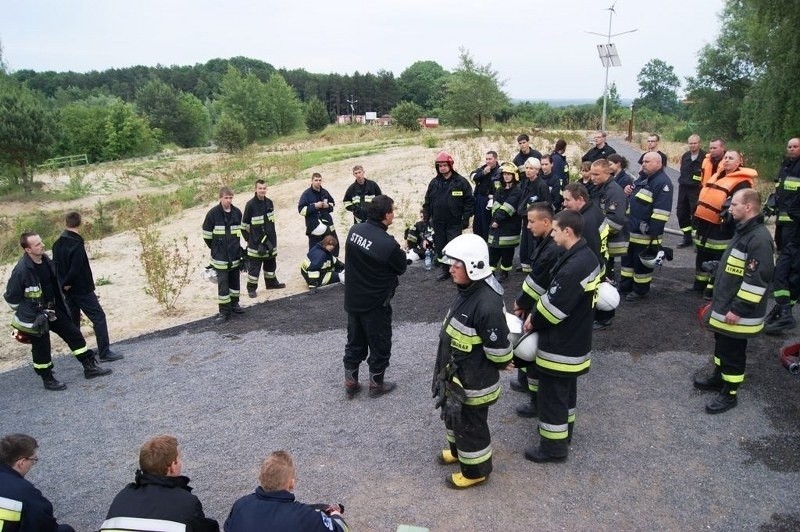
[[694, 167, 757, 225]]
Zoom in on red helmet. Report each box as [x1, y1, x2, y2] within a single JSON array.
[[11, 328, 32, 344], [780, 342, 800, 375], [697, 302, 712, 328], [435, 151, 455, 168]]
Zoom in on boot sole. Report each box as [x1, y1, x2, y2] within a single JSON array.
[[84, 370, 112, 379]]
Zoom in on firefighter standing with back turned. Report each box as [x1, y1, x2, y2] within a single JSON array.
[[432, 233, 512, 489]]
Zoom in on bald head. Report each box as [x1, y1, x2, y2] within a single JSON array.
[[641, 152, 663, 176], [787, 138, 800, 160]]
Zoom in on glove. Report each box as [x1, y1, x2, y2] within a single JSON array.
[[440, 380, 467, 427], [701, 260, 719, 273], [33, 312, 49, 330], [257, 237, 274, 256], [639, 221, 650, 235]]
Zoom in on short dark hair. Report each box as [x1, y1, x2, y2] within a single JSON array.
[[219, 186, 233, 197], [321, 235, 338, 248], [0, 433, 37, 466], [528, 201, 554, 220], [65, 211, 82, 229], [649, 134, 661, 142], [540, 153, 553, 163], [607, 153, 628, 169], [554, 209, 584, 238], [139, 435, 179, 475], [564, 182, 590, 203], [710, 137, 726, 147], [486, 150, 498, 159], [367, 195, 394, 222], [517, 134, 530, 143], [311, 172, 322, 179], [20, 232, 38, 250], [254, 179, 266, 186], [591, 159, 611, 172]]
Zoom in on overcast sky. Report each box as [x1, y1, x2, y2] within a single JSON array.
[[2, 0, 724, 101]]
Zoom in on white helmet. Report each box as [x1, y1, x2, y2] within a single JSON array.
[[442, 234, 491, 280], [201, 267, 218, 283], [596, 282, 620, 311], [513, 331, 539, 362], [639, 247, 665, 269], [506, 312, 523, 345], [406, 250, 420, 265], [311, 221, 327, 236]]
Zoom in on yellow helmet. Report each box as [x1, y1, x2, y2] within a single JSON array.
[[500, 162, 519, 180]]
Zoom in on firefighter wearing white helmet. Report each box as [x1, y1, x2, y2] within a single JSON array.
[[523, 209, 600, 464], [487, 162, 523, 282], [432, 233, 512, 489], [298, 172, 339, 256], [422, 151, 475, 282]]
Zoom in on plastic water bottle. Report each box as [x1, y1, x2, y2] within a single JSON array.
[[424, 249, 433, 271]]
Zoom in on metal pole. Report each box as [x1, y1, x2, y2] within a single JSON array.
[[601, 7, 613, 132]]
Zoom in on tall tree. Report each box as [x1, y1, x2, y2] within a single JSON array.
[[398, 61, 448, 111], [441, 48, 508, 131], [634, 59, 681, 115], [305, 96, 330, 133], [135, 79, 210, 147], [0, 79, 59, 193], [218, 67, 271, 141], [264, 73, 303, 136]]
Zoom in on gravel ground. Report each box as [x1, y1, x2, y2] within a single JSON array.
[[3, 140, 799, 531]]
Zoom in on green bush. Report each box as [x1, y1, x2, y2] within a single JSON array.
[[305, 97, 330, 133], [390, 100, 423, 131], [214, 115, 248, 153]]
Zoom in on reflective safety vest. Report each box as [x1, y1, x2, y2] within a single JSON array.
[[694, 168, 757, 225]]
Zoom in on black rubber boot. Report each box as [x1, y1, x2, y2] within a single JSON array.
[[693, 370, 724, 392], [41, 369, 67, 391], [344, 367, 361, 399], [368, 371, 396, 398], [515, 394, 538, 418], [80, 353, 112, 379], [765, 304, 796, 334], [705, 387, 738, 414], [266, 278, 286, 289], [677, 233, 694, 248]]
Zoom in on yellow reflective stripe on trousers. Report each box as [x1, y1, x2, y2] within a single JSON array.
[[536, 349, 591, 374], [458, 444, 492, 465], [709, 312, 764, 335], [721, 372, 744, 384], [463, 381, 501, 406], [539, 421, 569, 440]]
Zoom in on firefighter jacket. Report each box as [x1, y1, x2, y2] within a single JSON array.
[[701, 154, 723, 185], [301, 242, 343, 287], [517, 176, 551, 215], [580, 202, 609, 278], [51, 230, 95, 295], [343, 179, 382, 223], [471, 163, 501, 197], [225, 489, 348, 532], [516, 234, 563, 311], [343, 220, 407, 313], [531, 238, 600, 377], [678, 149, 706, 187], [488, 183, 522, 248], [4, 253, 68, 336], [298, 186, 336, 236], [582, 144, 616, 163], [422, 171, 475, 226], [202, 203, 242, 271], [774, 157, 800, 225], [544, 172, 565, 210], [551, 151, 570, 190], [0, 463, 70, 532], [638, 150, 668, 169], [613, 170, 634, 191], [591, 179, 629, 257], [404, 220, 432, 248], [695, 167, 756, 226], [513, 149, 543, 180], [433, 279, 513, 408], [105, 471, 218, 532], [706, 215, 774, 339], [627, 169, 673, 247], [242, 194, 278, 259]]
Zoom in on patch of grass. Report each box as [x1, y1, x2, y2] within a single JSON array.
[[96, 276, 112, 286]]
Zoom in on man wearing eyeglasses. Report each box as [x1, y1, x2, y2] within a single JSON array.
[[582, 131, 617, 163], [638, 134, 669, 169], [0, 433, 75, 532]]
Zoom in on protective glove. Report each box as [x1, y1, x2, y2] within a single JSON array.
[[701, 260, 719, 273], [639, 221, 650, 235], [257, 237, 274, 256], [441, 380, 467, 427], [33, 312, 49, 331]]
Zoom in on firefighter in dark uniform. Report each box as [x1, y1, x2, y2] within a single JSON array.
[[422, 151, 475, 282], [0, 433, 76, 532], [432, 233, 512, 489], [512, 203, 563, 418], [676, 135, 706, 248], [517, 158, 552, 273], [694, 189, 774, 414], [522, 209, 600, 463], [488, 162, 522, 282], [343, 195, 407, 398], [764, 137, 800, 333], [688, 139, 727, 291], [589, 157, 629, 309], [202, 186, 244, 324], [300, 235, 343, 289], [691, 151, 755, 297], [404, 210, 434, 261], [471, 151, 501, 241], [342, 165, 382, 224], [582, 130, 617, 163], [4, 232, 111, 391], [298, 172, 339, 256], [620, 152, 673, 300], [242, 179, 285, 298]]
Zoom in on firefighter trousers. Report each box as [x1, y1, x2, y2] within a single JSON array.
[[445, 405, 493, 479], [537, 373, 577, 457], [246, 256, 277, 290], [343, 304, 393, 374], [30, 308, 89, 374], [714, 332, 747, 395], [773, 223, 800, 305]]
